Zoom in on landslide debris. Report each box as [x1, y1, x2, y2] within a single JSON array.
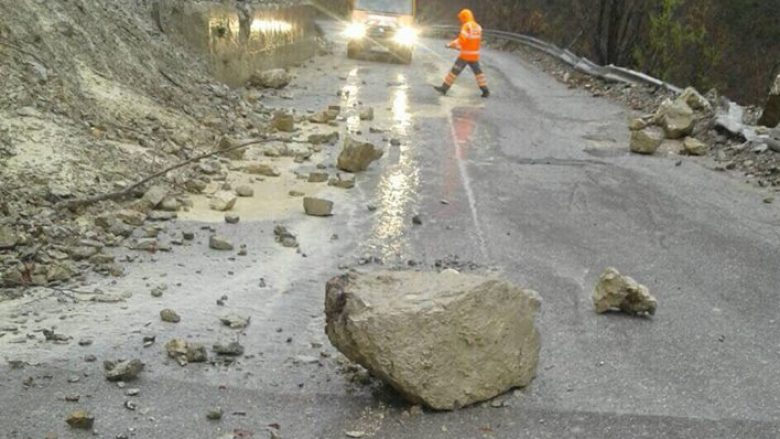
[[593, 267, 657, 316], [325, 270, 542, 410]]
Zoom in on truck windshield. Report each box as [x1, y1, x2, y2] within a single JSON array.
[[354, 0, 413, 15]]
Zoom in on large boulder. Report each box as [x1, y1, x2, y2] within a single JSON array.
[[630, 126, 664, 155], [655, 99, 694, 139], [325, 271, 542, 410], [758, 73, 780, 128], [337, 137, 384, 173], [593, 267, 657, 316], [248, 68, 291, 89]]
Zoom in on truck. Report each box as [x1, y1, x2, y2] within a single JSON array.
[[343, 0, 418, 64]]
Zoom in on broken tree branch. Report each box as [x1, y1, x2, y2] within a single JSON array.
[[56, 136, 308, 210]]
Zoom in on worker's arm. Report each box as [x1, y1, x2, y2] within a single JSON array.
[[447, 38, 460, 49]]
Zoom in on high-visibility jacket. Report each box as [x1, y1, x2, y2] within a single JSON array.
[[448, 9, 482, 62]]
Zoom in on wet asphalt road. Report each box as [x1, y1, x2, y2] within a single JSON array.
[[3, 23, 780, 439]]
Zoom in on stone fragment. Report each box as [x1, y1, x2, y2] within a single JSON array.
[[0, 226, 19, 249], [679, 87, 712, 113], [303, 197, 334, 216], [165, 338, 208, 365], [630, 126, 665, 155], [308, 171, 329, 183], [160, 309, 180, 323], [683, 137, 709, 156], [210, 191, 237, 212], [209, 235, 234, 251], [274, 225, 299, 248], [271, 112, 295, 132], [337, 137, 384, 172], [628, 118, 649, 131], [218, 136, 246, 160], [116, 209, 147, 226], [213, 341, 245, 356], [244, 162, 281, 177], [104, 359, 144, 382], [308, 132, 339, 145], [207, 407, 223, 421], [66, 410, 94, 429], [225, 214, 240, 224], [220, 313, 250, 329], [328, 174, 356, 189], [248, 68, 291, 89], [593, 267, 657, 316], [143, 185, 168, 209], [235, 185, 254, 197], [325, 271, 541, 410], [655, 98, 695, 139], [359, 107, 374, 121]]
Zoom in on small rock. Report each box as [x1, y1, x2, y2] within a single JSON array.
[[236, 185, 254, 197], [248, 68, 291, 89], [182, 231, 195, 241], [630, 126, 664, 155], [308, 132, 339, 145], [104, 359, 144, 382], [303, 197, 334, 216], [116, 209, 147, 226], [345, 431, 366, 438], [213, 341, 245, 356], [210, 235, 234, 251], [126, 388, 140, 396], [359, 107, 374, 121], [220, 313, 250, 329], [210, 191, 237, 212], [764, 197, 775, 204], [160, 309, 181, 323], [289, 190, 305, 197], [225, 214, 240, 224], [66, 410, 94, 429], [412, 215, 422, 225], [244, 162, 280, 177], [207, 407, 224, 421], [337, 137, 384, 172], [308, 171, 329, 183], [271, 112, 295, 132], [78, 338, 93, 347], [593, 267, 657, 316], [328, 174, 356, 189], [151, 285, 166, 297], [274, 225, 299, 248], [683, 137, 709, 156]]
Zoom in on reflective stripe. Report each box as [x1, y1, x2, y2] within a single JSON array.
[[460, 50, 480, 55]]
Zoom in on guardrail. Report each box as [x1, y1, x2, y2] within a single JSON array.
[[426, 25, 682, 94]]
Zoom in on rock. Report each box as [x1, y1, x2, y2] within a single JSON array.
[[412, 215, 423, 225], [116, 209, 147, 226], [328, 174, 356, 189], [244, 162, 281, 177], [160, 309, 181, 323], [289, 190, 305, 197], [679, 87, 712, 113], [151, 285, 166, 297], [213, 341, 245, 356], [271, 112, 295, 132], [235, 185, 254, 197], [182, 231, 195, 241], [143, 185, 168, 209], [593, 267, 657, 316], [218, 136, 246, 160], [248, 68, 292, 89], [308, 132, 339, 145], [325, 271, 541, 410], [185, 179, 208, 194], [0, 226, 19, 249], [303, 197, 334, 216], [308, 171, 329, 183], [629, 126, 664, 155], [628, 118, 648, 131], [105, 359, 144, 382], [764, 197, 775, 204], [220, 313, 250, 329], [274, 225, 299, 248], [225, 214, 240, 224], [207, 407, 223, 421], [148, 210, 177, 221], [209, 235, 234, 251], [165, 338, 208, 365], [683, 137, 709, 156], [758, 72, 780, 128], [210, 191, 237, 212], [359, 107, 374, 121], [655, 99, 694, 139], [337, 137, 384, 172], [66, 410, 94, 429]]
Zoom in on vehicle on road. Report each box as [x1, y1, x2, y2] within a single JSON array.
[[343, 0, 417, 64]]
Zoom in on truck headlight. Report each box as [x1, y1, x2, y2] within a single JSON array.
[[393, 27, 418, 46], [344, 23, 367, 40]]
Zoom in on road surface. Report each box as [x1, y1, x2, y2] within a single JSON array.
[[2, 22, 780, 439]]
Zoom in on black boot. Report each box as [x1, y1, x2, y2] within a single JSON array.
[[481, 87, 490, 98], [434, 84, 449, 96]]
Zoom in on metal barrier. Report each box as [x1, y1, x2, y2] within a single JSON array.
[[426, 25, 682, 94]]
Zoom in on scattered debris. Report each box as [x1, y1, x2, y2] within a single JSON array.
[[165, 338, 208, 366], [160, 308, 181, 323], [303, 197, 334, 216], [593, 267, 657, 316], [274, 225, 299, 248], [337, 137, 384, 172], [325, 271, 541, 410], [66, 410, 94, 429], [104, 359, 144, 382]]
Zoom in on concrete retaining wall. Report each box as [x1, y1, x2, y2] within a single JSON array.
[[157, 0, 318, 86]]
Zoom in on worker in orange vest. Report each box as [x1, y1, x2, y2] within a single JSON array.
[[434, 9, 490, 98]]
